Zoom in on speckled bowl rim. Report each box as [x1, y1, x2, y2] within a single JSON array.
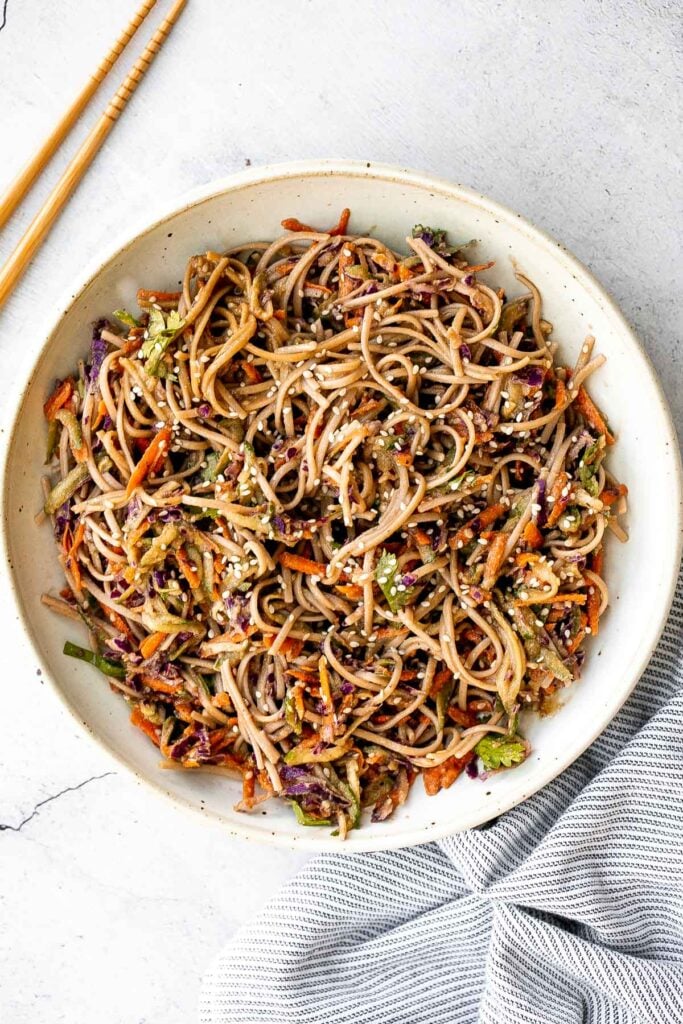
[[3, 159, 681, 852]]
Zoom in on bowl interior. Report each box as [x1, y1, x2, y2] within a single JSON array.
[[4, 164, 681, 850]]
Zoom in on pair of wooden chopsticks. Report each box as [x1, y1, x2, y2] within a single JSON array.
[[0, 0, 187, 310]]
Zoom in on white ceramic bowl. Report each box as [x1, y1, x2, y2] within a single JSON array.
[[3, 161, 681, 851]]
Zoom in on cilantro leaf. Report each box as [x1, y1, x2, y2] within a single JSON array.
[[112, 308, 139, 328], [284, 689, 303, 735], [290, 802, 333, 827], [141, 308, 185, 377], [374, 550, 415, 613], [201, 449, 231, 483], [578, 439, 604, 497], [474, 734, 528, 771], [411, 224, 471, 255], [412, 224, 449, 250], [579, 463, 600, 497]]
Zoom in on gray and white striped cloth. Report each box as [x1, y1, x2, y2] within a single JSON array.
[[201, 580, 683, 1024]]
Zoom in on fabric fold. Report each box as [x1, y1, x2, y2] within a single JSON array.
[[201, 581, 683, 1023]]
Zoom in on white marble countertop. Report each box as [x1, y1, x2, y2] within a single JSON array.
[[0, 2, 680, 1021]]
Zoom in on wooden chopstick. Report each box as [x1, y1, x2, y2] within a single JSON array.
[[0, 0, 187, 311], [0, 0, 158, 232]]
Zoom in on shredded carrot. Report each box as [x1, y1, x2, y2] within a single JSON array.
[[130, 706, 160, 746], [318, 655, 332, 707], [263, 634, 303, 658], [327, 208, 351, 236], [372, 713, 392, 725], [66, 521, 86, 592], [271, 260, 298, 278], [335, 584, 364, 600], [140, 674, 180, 695], [213, 692, 233, 712], [136, 288, 181, 305], [125, 426, 172, 498], [241, 771, 257, 807], [423, 751, 475, 796], [281, 208, 350, 236], [522, 521, 544, 549], [414, 527, 432, 547], [399, 669, 419, 682], [286, 668, 318, 683], [591, 547, 604, 576], [211, 554, 224, 600], [463, 260, 495, 273], [514, 592, 587, 607], [447, 706, 475, 728], [106, 608, 132, 638], [337, 241, 359, 328], [451, 502, 506, 548], [374, 626, 409, 641], [574, 387, 615, 444], [547, 471, 570, 527], [121, 336, 143, 356], [176, 547, 201, 589], [209, 725, 239, 753], [430, 668, 453, 695], [600, 483, 627, 507], [278, 551, 328, 577], [281, 216, 315, 232], [61, 524, 73, 556], [398, 264, 413, 282], [303, 280, 333, 296], [352, 398, 385, 419], [43, 378, 74, 420], [395, 450, 413, 467], [586, 587, 601, 635], [273, 309, 286, 321], [241, 361, 263, 384], [140, 631, 167, 660], [516, 551, 541, 567], [174, 701, 196, 723], [554, 378, 567, 410], [481, 531, 507, 591], [92, 399, 108, 431]]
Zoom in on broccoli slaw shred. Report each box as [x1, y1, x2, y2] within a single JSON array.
[[41, 213, 627, 836]]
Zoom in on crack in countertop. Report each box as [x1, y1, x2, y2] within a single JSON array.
[[0, 772, 114, 833]]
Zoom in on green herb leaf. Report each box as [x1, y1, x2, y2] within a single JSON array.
[[578, 440, 604, 497], [284, 740, 351, 766], [142, 308, 185, 377], [558, 505, 582, 534], [374, 550, 415, 614], [475, 734, 528, 771], [201, 449, 231, 483], [284, 690, 303, 735], [236, 442, 260, 504], [289, 801, 333, 827], [63, 641, 126, 679], [411, 224, 471, 255], [113, 309, 140, 328], [538, 646, 573, 684]]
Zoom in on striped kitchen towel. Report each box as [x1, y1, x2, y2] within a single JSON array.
[[201, 579, 683, 1024]]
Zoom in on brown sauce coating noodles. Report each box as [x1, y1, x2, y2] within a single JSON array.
[[40, 216, 627, 835]]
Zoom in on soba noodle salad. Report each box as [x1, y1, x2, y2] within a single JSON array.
[[40, 210, 627, 835]]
